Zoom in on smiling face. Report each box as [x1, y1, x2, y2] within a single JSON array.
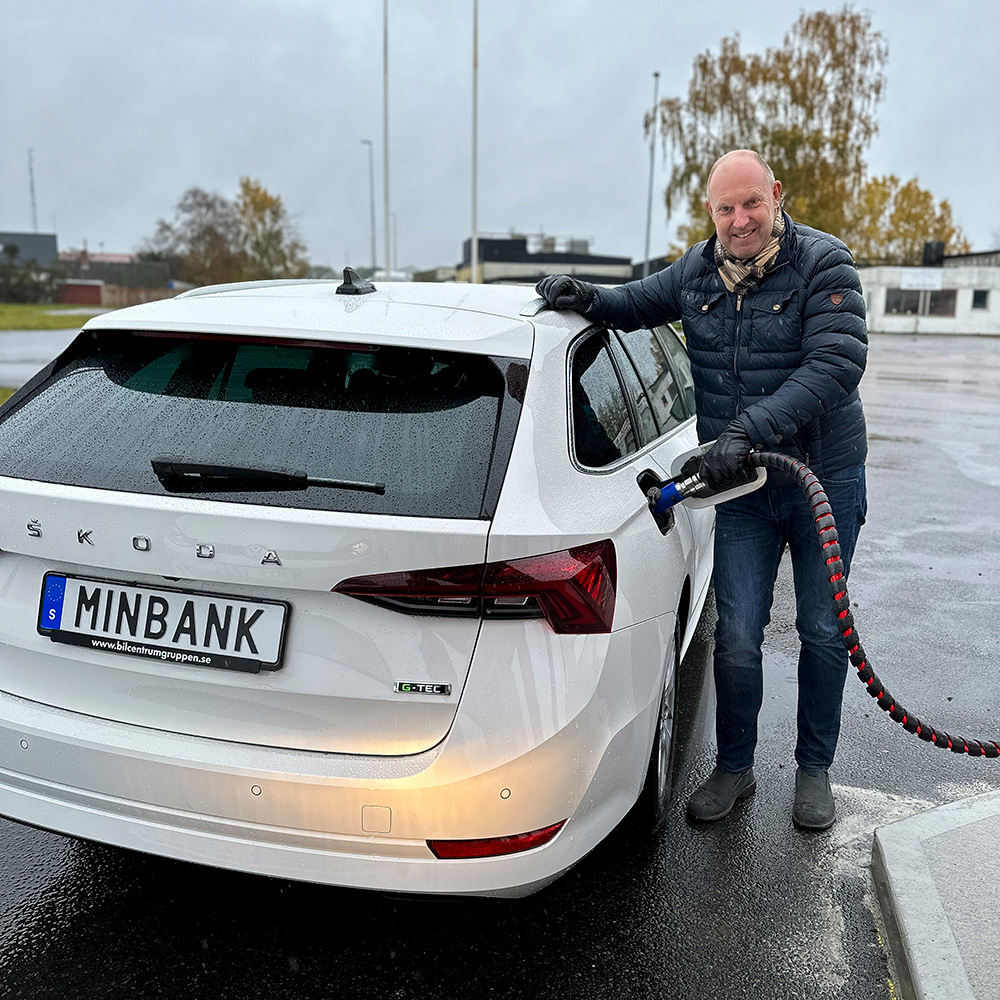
[[705, 154, 782, 260]]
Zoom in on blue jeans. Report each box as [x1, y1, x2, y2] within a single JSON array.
[[711, 465, 867, 773]]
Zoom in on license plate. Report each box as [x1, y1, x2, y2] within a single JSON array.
[[37, 572, 289, 673]]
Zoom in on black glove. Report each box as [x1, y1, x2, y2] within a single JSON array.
[[535, 274, 597, 314], [699, 420, 754, 491]]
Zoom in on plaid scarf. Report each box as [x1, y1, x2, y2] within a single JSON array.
[[713, 211, 786, 294]]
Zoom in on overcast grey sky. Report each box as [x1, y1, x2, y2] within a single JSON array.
[[2, 0, 998, 272]]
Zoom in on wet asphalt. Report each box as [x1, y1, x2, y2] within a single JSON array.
[[0, 332, 998, 1000], [0, 329, 79, 389]]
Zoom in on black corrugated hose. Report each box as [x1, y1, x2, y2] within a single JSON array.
[[749, 450, 1000, 759]]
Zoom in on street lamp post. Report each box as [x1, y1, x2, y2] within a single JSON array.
[[643, 71, 660, 279], [383, 0, 391, 280], [361, 139, 376, 272], [470, 0, 479, 283]]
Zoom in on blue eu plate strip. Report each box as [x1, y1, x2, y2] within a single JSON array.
[[40, 575, 67, 631]]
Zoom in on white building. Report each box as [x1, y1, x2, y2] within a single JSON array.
[[859, 263, 1000, 336]]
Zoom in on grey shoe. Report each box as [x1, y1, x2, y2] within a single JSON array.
[[793, 767, 836, 830], [687, 766, 756, 822]]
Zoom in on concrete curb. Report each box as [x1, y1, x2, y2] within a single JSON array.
[[872, 790, 1000, 1000]]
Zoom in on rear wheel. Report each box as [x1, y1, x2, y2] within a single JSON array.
[[633, 624, 679, 834]]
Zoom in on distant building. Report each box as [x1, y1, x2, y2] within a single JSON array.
[[860, 261, 1000, 336], [59, 248, 135, 265], [0, 231, 59, 265], [454, 233, 633, 285], [631, 255, 678, 281], [56, 248, 178, 307], [413, 266, 458, 283], [942, 248, 1000, 269], [343, 264, 414, 283]]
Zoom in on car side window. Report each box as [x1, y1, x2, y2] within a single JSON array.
[[653, 325, 696, 420], [616, 328, 687, 434], [606, 335, 659, 446], [570, 333, 636, 468]]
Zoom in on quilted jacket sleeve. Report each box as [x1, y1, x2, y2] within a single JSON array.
[[737, 237, 868, 449], [585, 255, 687, 332]]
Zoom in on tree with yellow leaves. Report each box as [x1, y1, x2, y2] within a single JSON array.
[[650, 7, 887, 252], [844, 175, 971, 265], [648, 7, 969, 266], [141, 178, 308, 286], [236, 177, 309, 281]]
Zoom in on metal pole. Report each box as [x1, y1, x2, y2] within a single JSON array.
[[383, 0, 390, 280], [361, 140, 376, 271], [642, 71, 660, 279], [28, 148, 38, 233], [470, 0, 479, 283]]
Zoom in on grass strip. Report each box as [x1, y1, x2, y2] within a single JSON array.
[[0, 303, 103, 330]]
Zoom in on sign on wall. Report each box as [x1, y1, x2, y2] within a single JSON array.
[[899, 268, 944, 291]]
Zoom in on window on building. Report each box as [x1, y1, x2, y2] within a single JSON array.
[[885, 288, 956, 317], [927, 290, 957, 316], [885, 289, 921, 315], [972, 289, 989, 310]]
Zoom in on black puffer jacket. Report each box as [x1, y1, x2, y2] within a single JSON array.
[[588, 213, 868, 476]]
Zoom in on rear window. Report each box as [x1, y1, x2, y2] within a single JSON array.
[[0, 331, 526, 519]]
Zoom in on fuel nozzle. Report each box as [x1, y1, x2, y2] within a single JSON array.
[[640, 442, 768, 525], [646, 470, 706, 516]]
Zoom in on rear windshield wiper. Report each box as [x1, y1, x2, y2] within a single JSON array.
[[151, 456, 386, 495]]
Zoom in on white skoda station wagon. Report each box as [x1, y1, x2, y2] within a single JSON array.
[[0, 273, 712, 897]]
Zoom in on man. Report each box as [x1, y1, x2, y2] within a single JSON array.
[[536, 149, 867, 830]]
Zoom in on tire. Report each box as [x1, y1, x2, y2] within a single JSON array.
[[633, 624, 680, 835]]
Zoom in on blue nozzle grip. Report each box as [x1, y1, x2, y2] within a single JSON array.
[[648, 481, 686, 515]]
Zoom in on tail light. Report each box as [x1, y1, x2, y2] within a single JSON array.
[[334, 539, 616, 634]]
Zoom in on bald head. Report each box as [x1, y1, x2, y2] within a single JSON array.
[[705, 150, 776, 201]]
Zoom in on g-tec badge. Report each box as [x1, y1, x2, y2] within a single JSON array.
[[394, 681, 452, 696]]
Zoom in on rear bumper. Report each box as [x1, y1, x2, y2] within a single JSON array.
[[0, 615, 667, 896]]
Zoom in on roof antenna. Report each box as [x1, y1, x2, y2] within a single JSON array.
[[336, 266, 376, 295]]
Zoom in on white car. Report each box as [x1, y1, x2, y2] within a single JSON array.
[[0, 273, 713, 897]]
